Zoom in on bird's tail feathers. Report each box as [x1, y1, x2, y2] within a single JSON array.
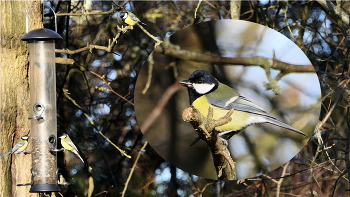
[[0, 151, 11, 158], [265, 116, 307, 136], [77, 154, 84, 163], [71, 150, 84, 163]]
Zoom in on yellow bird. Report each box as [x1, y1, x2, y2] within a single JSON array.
[[59, 133, 84, 163], [118, 11, 145, 26], [0, 135, 29, 158], [180, 70, 307, 140], [58, 174, 70, 185]]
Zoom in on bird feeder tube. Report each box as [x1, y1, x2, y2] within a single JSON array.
[[22, 28, 62, 192]]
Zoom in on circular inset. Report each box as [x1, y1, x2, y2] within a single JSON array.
[[135, 20, 321, 180]]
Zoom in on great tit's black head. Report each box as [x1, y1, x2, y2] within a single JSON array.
[[59, 134, 68, 139], [180, 70, 218, 95], [120, 11, 128, 20], [21, 136, 29, 140], [180, 70, 218, 104]]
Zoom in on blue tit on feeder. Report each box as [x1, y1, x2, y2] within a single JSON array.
[[59, 134, 84, 163], [0, 135, 30, 158]]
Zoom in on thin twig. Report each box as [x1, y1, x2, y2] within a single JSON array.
[[99, 131, 131, 158], [275, 161, 290, 197], [90, 70, 134, 106], [62, 89, 131, 158], [194, 0, 202, 19], [121, 141, 148, 197], [140, 83, 182, 134], [142, 54, 154, 94], [56, 9, 116, 16], [56, 33, 121, 55], [137, 23, 163, 46]]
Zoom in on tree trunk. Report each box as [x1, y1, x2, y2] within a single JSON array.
[[0, 1, 41, 196]]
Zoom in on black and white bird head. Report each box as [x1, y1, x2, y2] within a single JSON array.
[[59, 134, 68, 139], [180, 70, 218, 95], [21, 136, 29, 141], [119, 11, 128, 20]]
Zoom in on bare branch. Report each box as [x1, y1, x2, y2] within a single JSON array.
[[155, 40, 315, 73], [56, 9, 116, 17], [230, 0, 241, 20], [182, 106, 236, 180], [121, 141, 148, 197], [90, 70, 134, 106], [56, 32, 121, 55], [140, 83, 182, 134], [142, 54, 154, 94], [62, 88, 131, 158], [56, 57, 74, 65], [275, 161, 290, 197]]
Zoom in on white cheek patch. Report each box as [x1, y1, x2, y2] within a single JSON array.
[[192, 83, 215, 94], [122, 13, 128, 20]]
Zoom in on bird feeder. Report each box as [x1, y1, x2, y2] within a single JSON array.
[[22, 18, 62, 192]]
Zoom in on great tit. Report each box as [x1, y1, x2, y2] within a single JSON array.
[[0, 135, 29, 158], [58, 174, 70, 185], [118, 11, 145, 26], [59, 134, 84, 163], [180, 70, 307, 140]]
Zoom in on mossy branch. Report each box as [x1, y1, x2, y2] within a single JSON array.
[[182, 106, 236, 180]]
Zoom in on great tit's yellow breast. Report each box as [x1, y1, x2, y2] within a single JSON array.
[[61, 139, 74, 151], [16, 141, 28, 153], [124, 17, 138, 26], [192, 95, 250, 132]]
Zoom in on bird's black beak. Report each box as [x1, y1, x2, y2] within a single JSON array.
[[179, 80, 192, 87]]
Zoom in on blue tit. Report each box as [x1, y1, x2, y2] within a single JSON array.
[[180, 70, 307, 140], [119, 11, 145, 26], [59, 134, 84, 163], [0, 135, 29, 158]]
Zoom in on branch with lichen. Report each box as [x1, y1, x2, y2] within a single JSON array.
[[182, 106, 236, 180]]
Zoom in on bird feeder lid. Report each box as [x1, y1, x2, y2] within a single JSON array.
[[22, 28, 62, 41]]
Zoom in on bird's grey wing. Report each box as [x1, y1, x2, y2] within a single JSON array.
[[131, 16, 146, 25], [131, 16, 140, 22], [66, 141, 79, 152], [67, 142, 84, 163], [208, 95, 267, 113], [208, 95, 307, 136], [11, 141, 25, 153]]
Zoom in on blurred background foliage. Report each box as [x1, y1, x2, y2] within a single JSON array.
[[35, 0, 350, 196]]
